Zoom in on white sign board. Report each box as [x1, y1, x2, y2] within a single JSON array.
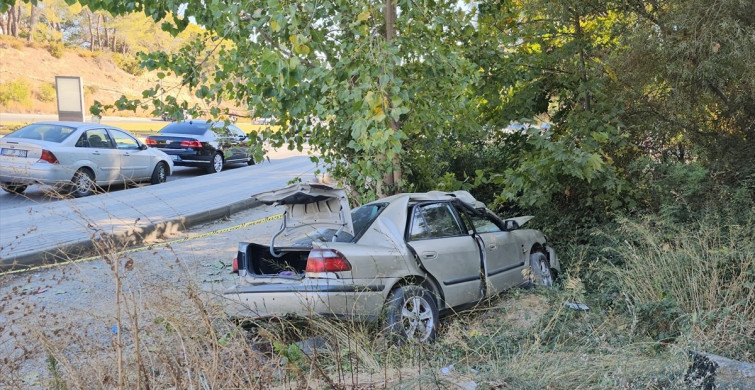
[[55, 76, 85, 121]]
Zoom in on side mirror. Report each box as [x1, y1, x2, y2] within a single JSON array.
[[503, 220, 519, 231], [139, 143, 149, 150]]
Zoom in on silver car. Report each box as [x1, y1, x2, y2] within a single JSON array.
[[0, 121, 173, 197], [224, 184, 560, 343]]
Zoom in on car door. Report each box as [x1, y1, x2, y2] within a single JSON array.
[[215, 124, 247, 162], [406, 202, 483, 308], [74, 128, 121, 184], [463, 212, 525, 294], [108, 129, 152, 181]]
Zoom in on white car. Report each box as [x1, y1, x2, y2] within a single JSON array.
[[224, 184, 560, 343], [0, 121, 173, 197]]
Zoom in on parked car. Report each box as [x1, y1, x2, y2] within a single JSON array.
[[0, 121, 173, 197], [145, 120, 254, 173], [224, 184, 560, 343]]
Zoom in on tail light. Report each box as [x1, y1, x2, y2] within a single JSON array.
[[40, 149, 59, 164], [232, 257, 238, 274], [180, 140, 203, 148], [306, 249, 352, 273], [145, 138, 157, 146]]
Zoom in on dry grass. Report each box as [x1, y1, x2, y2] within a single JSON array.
[[2, 195, 750, 389]]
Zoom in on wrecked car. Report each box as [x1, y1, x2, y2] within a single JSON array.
[[223, 183, 560, 343]]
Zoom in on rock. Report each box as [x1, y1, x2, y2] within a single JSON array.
[[685, 351, 755, 389]]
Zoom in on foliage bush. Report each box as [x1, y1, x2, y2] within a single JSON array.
[[0, 77, 32, 106], [36, 82, 56, 102], [113, 53, 145, 76], [47, 41, 65, 58]]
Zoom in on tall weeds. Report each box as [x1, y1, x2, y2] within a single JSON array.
[[609, 211, 754, 360]]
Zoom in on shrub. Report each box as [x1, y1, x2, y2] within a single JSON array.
[[0, 78, 32, 106], [47, 41, 65, 58], [36, 82, 56, 102], [113, 53, 145, 76]]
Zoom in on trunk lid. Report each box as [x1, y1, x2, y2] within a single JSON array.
[[252, 183, 354, 238]]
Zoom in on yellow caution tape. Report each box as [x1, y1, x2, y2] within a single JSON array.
[[0, 213, 283, 276]]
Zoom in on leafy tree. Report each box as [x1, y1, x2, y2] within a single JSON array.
[[466, 0, 633, 212], [55, 0, 478, 201]]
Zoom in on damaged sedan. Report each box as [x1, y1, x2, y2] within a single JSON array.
[[224, 183, 560, 343]]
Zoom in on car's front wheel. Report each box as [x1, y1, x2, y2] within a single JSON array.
[[207, 153, 223, 173], [69, 169, 95, 197], [383, 285, 439, 344], [150, 162, 168, 184], [529, 252, 554, 287], [1, 183, 27, 194]]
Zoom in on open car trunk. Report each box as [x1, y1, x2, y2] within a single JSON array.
[[237, 183, 353, 279]]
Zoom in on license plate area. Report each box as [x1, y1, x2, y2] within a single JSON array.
[[1, 148, 28, 157]]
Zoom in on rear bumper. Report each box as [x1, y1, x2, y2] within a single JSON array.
[[223, 279, 387, 321], [0, 162, 73, 186], [155, 149, 213, 167]]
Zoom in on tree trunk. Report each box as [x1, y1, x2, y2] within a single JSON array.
[[27, 4, 37, 42], [111, 29, 117, 52], [86, 11, 94, 51], [379, 0, 402, 195], [8, 6, 18, 37], [95, 14, 102, 50], [574, 12, 591, 112], [103, 16, 109, 50]]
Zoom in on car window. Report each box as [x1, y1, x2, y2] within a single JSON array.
[[350, 203, 386, 240], [76, 129, 114, 148], [6, 123, 75, 142], [410, 203, 464, 240], [469, 214, 502, 233], [229, 125, 246, 138], [109, 129, 141, 150]]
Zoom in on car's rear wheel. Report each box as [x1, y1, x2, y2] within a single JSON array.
[[69, 169, 95, 198], [207, 153, 223, 173], [150, 162, 168, 184], [529, 252, 554, 287], [383, 285, 439, 344], [1, 183, 27, 194]]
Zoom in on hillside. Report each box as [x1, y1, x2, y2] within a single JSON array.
[[0, 35, 199, 117]]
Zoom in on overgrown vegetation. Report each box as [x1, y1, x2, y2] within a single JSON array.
[[1, 0, 753, 387]]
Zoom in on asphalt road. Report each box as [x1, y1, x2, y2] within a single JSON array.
[[0, 145, 312, 211], [0, 164, 243, 211]]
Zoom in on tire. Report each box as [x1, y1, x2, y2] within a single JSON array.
[[383, 285, 439, 344], [1, 183, 27, 194], [70, 169, 95, 198], [247, 156, 255, 166], [150, 162, 168, 184], [207, 153, 223, 173], [529, 252, 554, 287]]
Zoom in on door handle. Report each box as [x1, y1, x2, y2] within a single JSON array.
[[422, 251, 438, 259], [92, 151, 101, 155], [488, 244, 497, 249]]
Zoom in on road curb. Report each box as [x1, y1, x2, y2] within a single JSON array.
[[1, 198, 262, 273]]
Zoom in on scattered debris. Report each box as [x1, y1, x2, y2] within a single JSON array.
[[441, 364, 455, 375], [564, 302, 590, 311]]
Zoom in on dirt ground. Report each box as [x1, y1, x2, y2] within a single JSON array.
[[0, 203, 284, 387]]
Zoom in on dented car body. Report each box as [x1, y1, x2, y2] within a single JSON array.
[[224, 183, 559, 342]]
